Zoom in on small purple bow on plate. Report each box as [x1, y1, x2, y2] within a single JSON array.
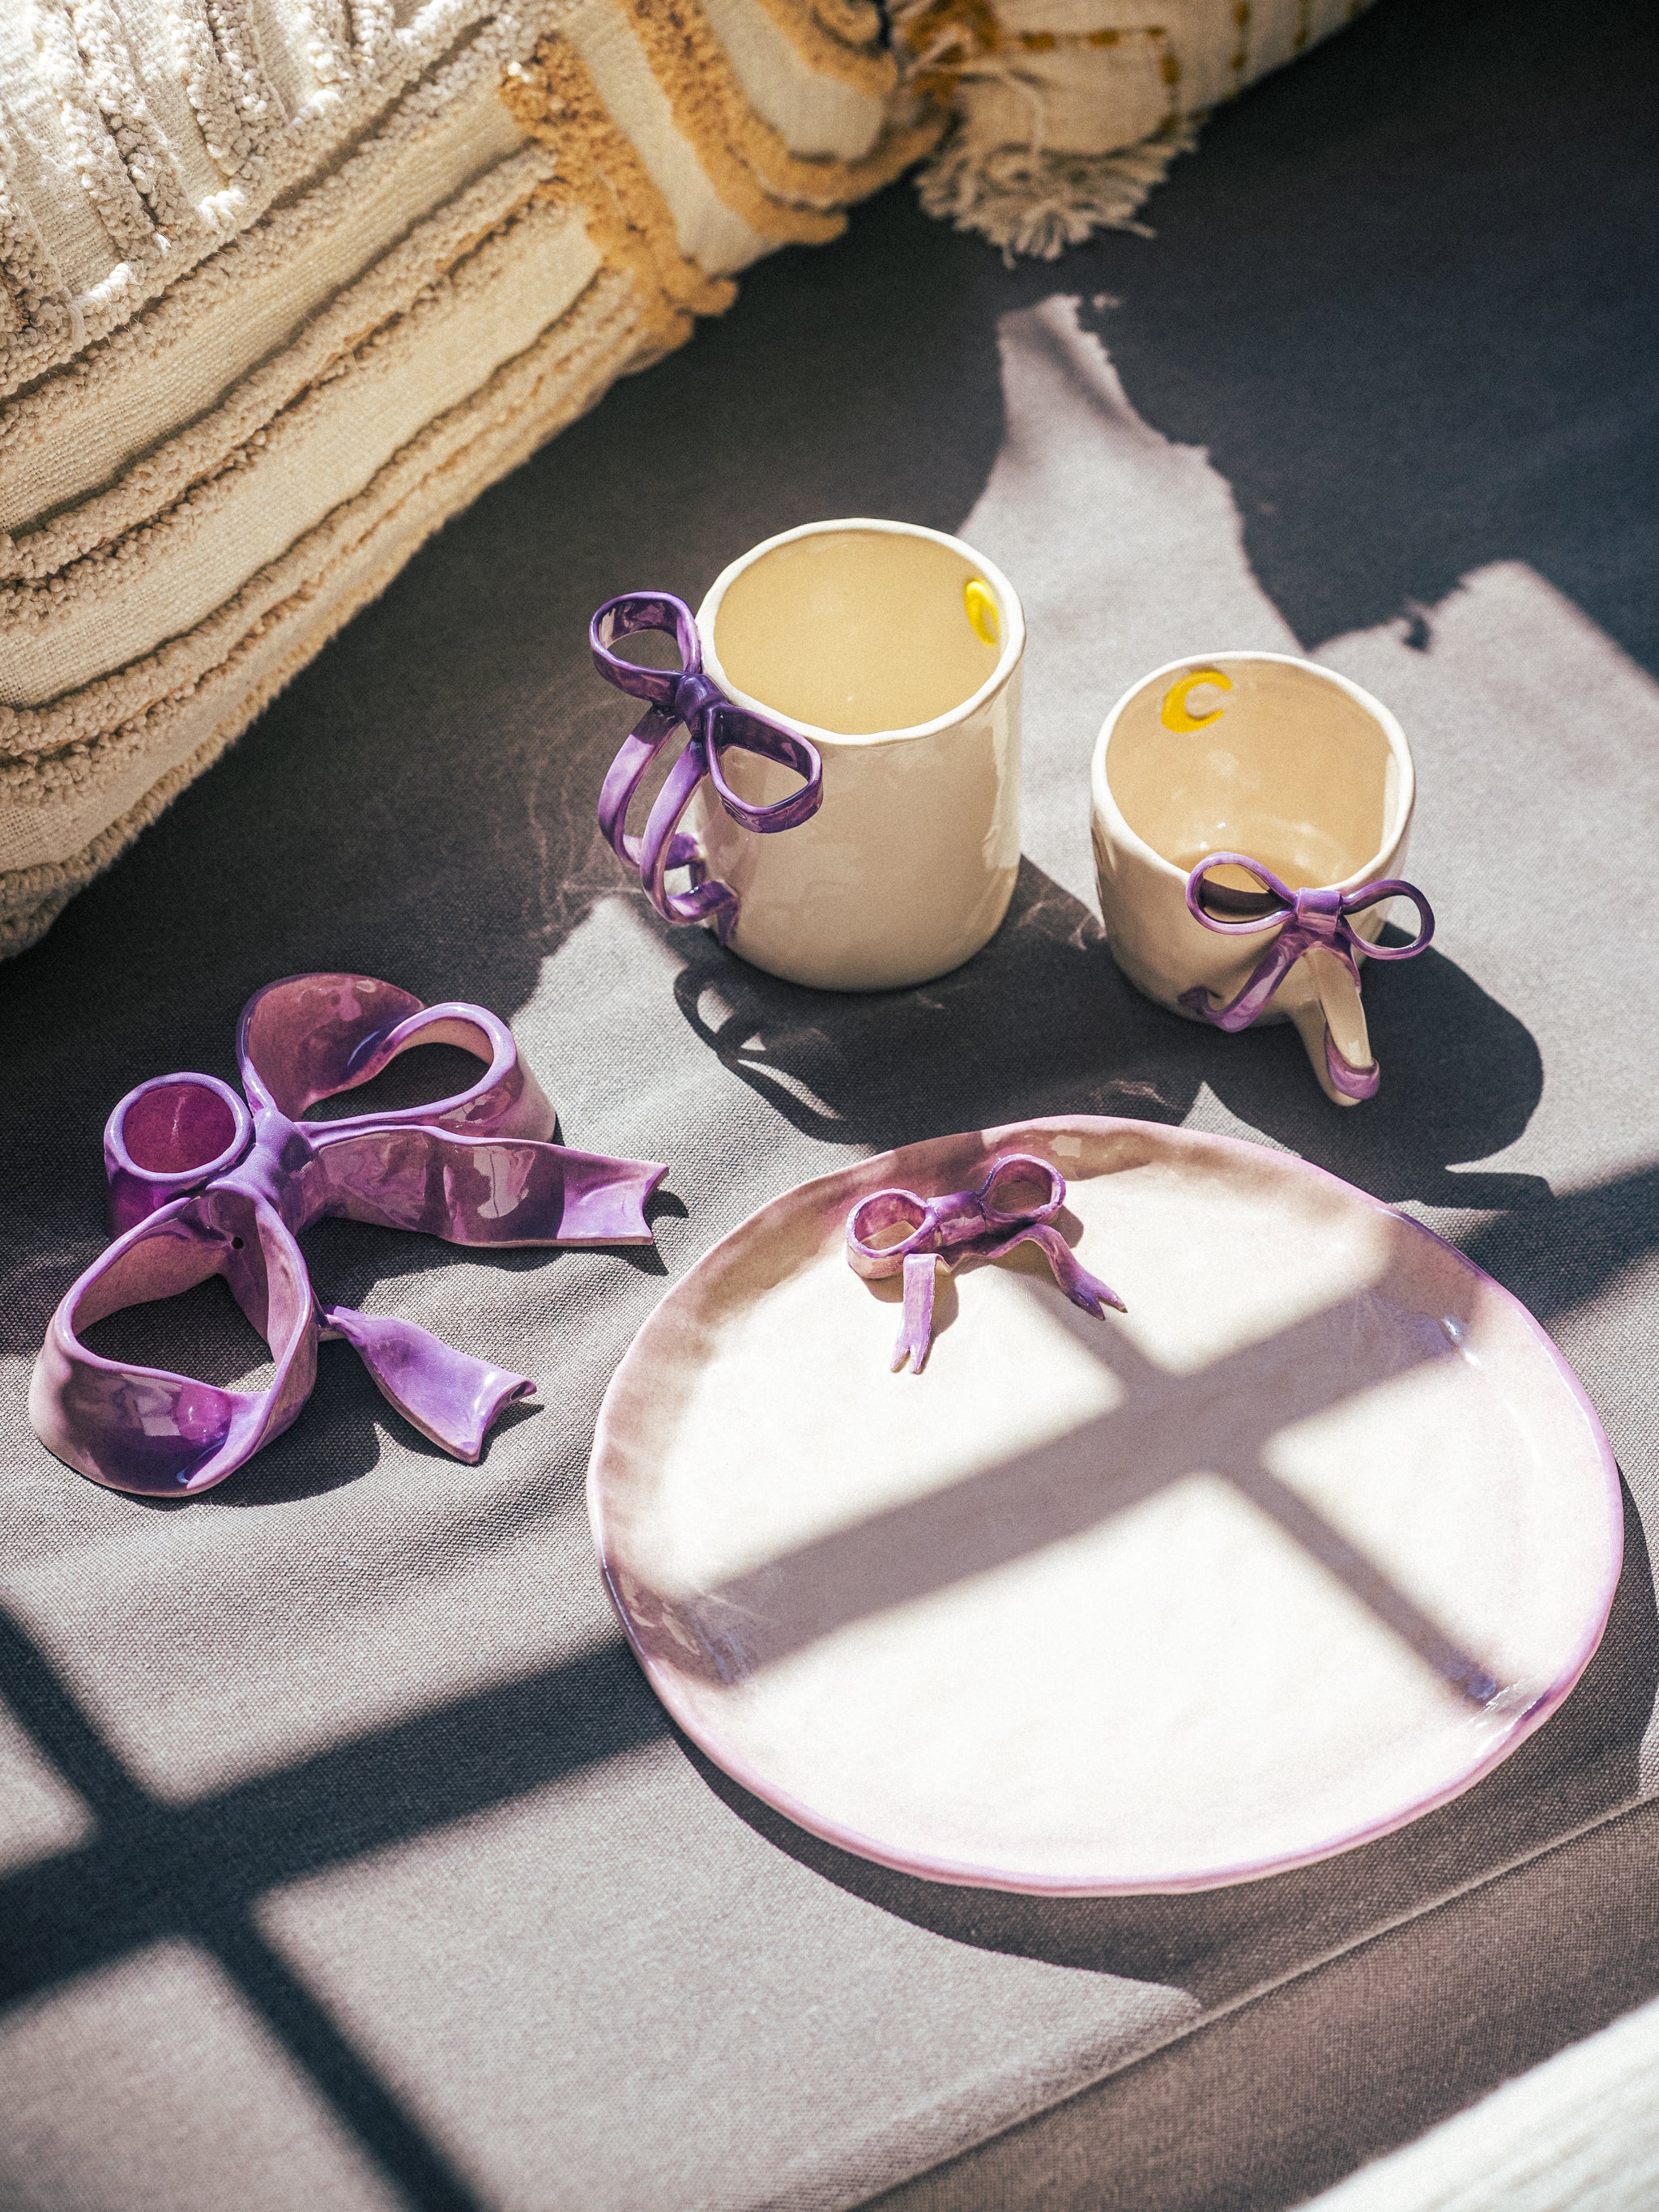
[[846, 1155, 1124, 1375], [1179, 854, 1435, 1101], [30, 973, 667, 1497], [592, 592, 823, 943]]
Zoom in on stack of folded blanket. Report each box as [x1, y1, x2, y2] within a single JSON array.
[[0, 0, 933, 953]]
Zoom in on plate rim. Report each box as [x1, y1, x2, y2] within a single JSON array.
[[587, 1115, 1624, 1895]]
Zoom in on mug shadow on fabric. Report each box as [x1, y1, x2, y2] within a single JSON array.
[[669, 859, 1550, 1213]]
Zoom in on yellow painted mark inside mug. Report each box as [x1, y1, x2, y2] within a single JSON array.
[[1161, 667, 1233, 732], [964, 578, 1000, 647]]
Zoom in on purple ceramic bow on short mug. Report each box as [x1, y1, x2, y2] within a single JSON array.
[[592, 591, 823, 942], [1180, 856, 1435, 1102], [30, 974, 667, 1497], [847, 1154, 1124, 1374]]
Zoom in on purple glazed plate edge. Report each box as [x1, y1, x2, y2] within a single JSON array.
[[586, 1115, 1625, 1896]]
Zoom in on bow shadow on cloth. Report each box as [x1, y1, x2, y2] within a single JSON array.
[[30, 974, 667, 1495], [847, 1154, 1125, 1375], [1180, 854, 1435, 1102], [592, 592, 823, 943]]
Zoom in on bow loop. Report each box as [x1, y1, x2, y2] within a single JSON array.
[[1333, 877, 1435, 958], [104, 1072, 254, 1232], [975, 1154, 1067, 1230], [1182, 854, 1300, 937], [590, 592, 702, 711], [847, 1154, 1124, 1374], [592, 591, 823, 941], [844, 1185, 936, 1270], [703, 705, 825, 836]]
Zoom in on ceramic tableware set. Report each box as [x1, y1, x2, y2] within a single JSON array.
[[29, 518, 1622, 1899], [595, 517, 1431, 1099]]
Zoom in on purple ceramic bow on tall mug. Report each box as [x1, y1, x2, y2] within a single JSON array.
[[30, 974, 667, 1496], [593, 591, 825, 947], [1090, 653, 1434, 1105]]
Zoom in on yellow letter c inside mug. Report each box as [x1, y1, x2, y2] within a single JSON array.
[[1091, 653, 1420, 1106], [1159, 667, 1233, 733]]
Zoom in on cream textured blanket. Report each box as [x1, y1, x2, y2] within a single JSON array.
[[0, 0, 932, 953], [0, 0, 1371, 954]]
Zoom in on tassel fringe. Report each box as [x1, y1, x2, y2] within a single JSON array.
[[914, 117, 1200, 262]]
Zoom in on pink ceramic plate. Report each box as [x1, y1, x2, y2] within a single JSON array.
[[589, 1119, 1621, 1894]]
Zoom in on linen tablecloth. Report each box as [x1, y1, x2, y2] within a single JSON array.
[[2, 0, 1656, 2205]]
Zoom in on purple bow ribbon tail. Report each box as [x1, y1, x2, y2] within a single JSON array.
[[30, 973, 671, 1496], [591, 592, 823, 944], [321, 1305, 534, 1464], [847, 1154, 1125, 1375], [1178, 855, 1435, 1103]]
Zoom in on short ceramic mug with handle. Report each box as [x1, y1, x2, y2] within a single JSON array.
[[686, 518, 1026, 993], [1090, 652, 1433, 1106]]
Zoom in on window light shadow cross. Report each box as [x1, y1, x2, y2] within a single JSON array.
[[659, 1256, 1511, 1711], [0, 1606, 499, 2212]]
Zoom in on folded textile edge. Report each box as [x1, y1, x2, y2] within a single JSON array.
[[0, 0, 935, 954]]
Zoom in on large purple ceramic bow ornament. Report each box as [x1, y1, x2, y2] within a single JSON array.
[[1180, 855, 1435, 1102], [592, 592, 822, 941], [847, 1155, 1125, 1375], [29, 974, 667, 1497]]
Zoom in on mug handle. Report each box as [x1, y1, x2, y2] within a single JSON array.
[[1284, 948, 1376, 1108], [1293, 880, 1433, 1106]]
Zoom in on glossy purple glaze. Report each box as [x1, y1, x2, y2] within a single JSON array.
[[846, 1154, 1125, 1375], [1179, 854, 1435, 1102], [30, 974, 668, 1497], [591, 591, 823, 942]]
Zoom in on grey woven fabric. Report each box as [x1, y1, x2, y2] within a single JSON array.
[[2, 0, 1656, 2206]]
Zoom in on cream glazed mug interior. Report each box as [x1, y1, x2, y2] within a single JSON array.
[[689, 519, 1025, 992], [1090, 653, 1417, 1106]]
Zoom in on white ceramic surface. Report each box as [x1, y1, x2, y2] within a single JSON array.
[[1091, 654, 1416, 1106], [590, 1119, 1621, 1895], [690, 520, 1026, 993]]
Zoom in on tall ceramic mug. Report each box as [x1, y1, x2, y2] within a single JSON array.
[[687, 519, 1026, 992], [1091, 653, 1426, 1107]]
